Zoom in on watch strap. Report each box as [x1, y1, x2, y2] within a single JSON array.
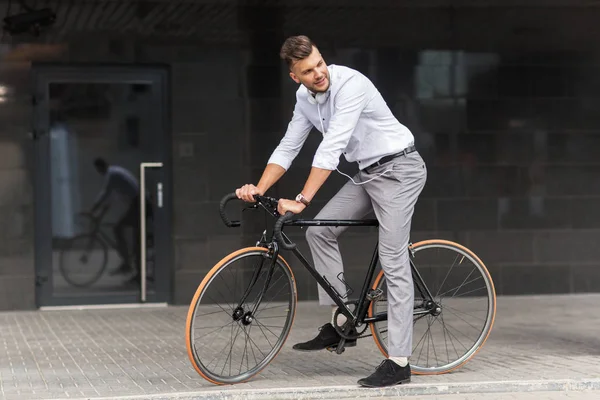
[[296, 193, 310, 207]]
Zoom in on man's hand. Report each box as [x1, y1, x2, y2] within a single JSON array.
[[236, 184, 263, 203], [277, 199, 305, 215]]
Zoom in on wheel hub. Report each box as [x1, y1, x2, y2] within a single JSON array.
[[242, 311, 254, 326], [427, 301, 442, 316], [232, 306, 244, 321]]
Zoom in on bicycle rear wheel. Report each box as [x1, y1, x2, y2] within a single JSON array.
[[185, 247, 297, 385], [58, 234, 108, 287], [368, 239, 496, 375]]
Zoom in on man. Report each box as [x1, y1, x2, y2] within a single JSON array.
[[235, 35, 427, 388], [91, 158, 150, 283]]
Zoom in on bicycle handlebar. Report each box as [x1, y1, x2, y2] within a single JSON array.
[[273, 211, 297, 250], [219, 193, 242, 227], [219, 192, 297, 250]]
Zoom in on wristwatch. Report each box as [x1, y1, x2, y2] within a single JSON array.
[[295, 193, 311, 207]]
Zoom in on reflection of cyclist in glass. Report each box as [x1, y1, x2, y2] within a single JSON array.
[[90, 157, 151, 283]]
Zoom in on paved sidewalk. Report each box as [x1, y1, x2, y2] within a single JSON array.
[[1, 294, 600, 400]]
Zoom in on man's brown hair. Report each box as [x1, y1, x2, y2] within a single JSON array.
[[279, 35, 316, 68]]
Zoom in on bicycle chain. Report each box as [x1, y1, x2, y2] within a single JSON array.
[[334, 323, 377, 340]]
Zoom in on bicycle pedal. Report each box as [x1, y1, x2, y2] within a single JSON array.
[[326, 344, 345, 354], [367, 288, 384, 301]]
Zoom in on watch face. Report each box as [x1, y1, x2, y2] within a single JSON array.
[[296, 194, 309, 206]]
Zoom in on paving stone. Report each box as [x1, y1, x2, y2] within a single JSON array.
[[0, 294, 599, 399]]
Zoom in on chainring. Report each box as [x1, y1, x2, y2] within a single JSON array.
[[332, 300, 371, 340]]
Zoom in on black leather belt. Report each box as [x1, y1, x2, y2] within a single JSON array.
[[364, 145, 416, 172]]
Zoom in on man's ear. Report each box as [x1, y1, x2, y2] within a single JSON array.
[[289, 72, 300, 84]]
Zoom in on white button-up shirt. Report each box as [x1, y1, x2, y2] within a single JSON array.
[[268, 64, 415, 171]]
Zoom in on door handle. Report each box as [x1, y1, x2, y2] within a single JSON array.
[[140, 162, 163, 302], [157, 182, 163, 208]]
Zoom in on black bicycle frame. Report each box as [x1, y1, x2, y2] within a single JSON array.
[[277, 218, 436, 325], [218, 193, 437, 329]]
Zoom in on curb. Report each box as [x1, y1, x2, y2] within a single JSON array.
[[55, 378, 600, 400]]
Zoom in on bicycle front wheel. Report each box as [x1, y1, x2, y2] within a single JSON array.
[[185, 247, 297, 385], [369, 239, 496, 375]]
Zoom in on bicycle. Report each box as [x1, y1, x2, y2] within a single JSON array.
[[58, 205, 154, 287], [185, 192, 496, 385]]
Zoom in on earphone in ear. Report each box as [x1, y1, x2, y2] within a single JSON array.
[[307, 91, 328, 105]]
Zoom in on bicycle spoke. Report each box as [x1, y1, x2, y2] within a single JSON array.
[[194, 322, 234, 354], [438, 313, 461, 362], [437, 315, 469, 351], [415, 315, 435, 366], [437, 271, 482, 299], [239, 326, 249, 375], [221, 323, 244, 376], [253, 321, 285, 329], [434, 252, 461, 298], [443, 304, 487, 328], [428, 317, 439, 367], [446, 285, 489, 299], [413, 317, 432, 361], [195, 308, 231, 318], [205, 324, 240, 369], [203, 293, 234, 316], [237, 323, 268, 359], [253, 320, 275, 348]]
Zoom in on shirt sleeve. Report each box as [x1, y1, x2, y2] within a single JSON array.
[[267, 100, 314, 171], [311, 75, 369, 170]]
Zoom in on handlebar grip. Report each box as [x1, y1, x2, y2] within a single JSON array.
[[274, 211, 296, 250], [219, 192, 241, 227]]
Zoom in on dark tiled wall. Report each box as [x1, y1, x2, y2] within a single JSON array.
[[1, 3, 600, 309]]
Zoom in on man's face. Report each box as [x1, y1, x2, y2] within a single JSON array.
[[289, 46, 330, 94]]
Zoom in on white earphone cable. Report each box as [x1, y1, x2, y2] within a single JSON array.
[[317, 102, 392, 186]]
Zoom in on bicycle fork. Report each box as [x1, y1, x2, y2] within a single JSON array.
[[231, 243, 281, 326]]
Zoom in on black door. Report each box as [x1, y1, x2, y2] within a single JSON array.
[[32, 64, 173, 307]]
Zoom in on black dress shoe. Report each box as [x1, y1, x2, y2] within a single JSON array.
[[357, 359, 411, 388], [292, 323, 356, 351]]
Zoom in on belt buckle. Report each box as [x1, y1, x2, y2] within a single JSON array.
[[366, 161, 378, 174], [369, 155, 390, 172]]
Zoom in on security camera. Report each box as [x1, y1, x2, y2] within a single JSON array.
[[3, 8, 56, 36]]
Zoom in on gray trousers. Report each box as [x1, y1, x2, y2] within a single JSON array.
[[305, 151, 427, 357]]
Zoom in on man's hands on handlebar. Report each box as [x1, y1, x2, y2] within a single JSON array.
[[222, 191, 298, 250], [276, 199, 305, 216], [235, 184, 263, 203], [235, 184, 306, 216]]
